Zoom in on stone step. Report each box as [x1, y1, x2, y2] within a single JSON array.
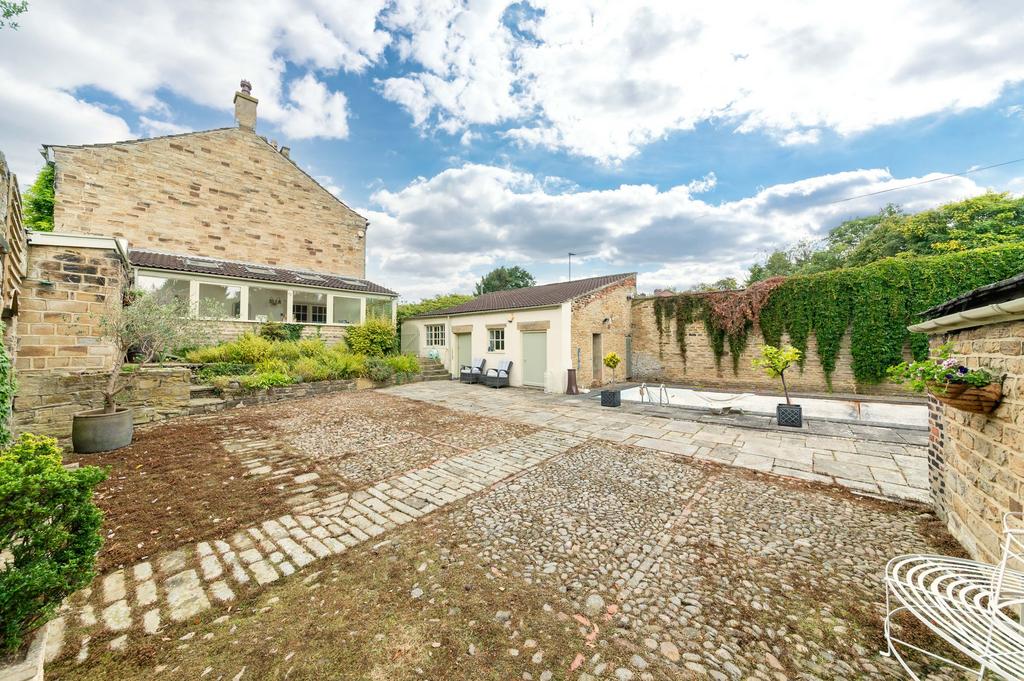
[[190, 384, 218, 398], [189, 396, 226, 415]]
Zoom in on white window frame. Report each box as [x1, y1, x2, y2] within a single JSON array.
[[488, 327, 505, 352], [134, 268, 396, 328], [425, 324, 446, 347]]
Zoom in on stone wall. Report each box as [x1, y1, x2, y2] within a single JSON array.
[[570, 276, 636, 387], [207, 319, 349, 344], [50, 127, 367, 277], [630, 298, 909, 396], [15, 243, 127, 371], [927, 320, 1024, 563], [13, 367, 192, 442]]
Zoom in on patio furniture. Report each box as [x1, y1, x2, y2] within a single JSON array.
[[882, 512, 1024, 680], [460, 357, 486, 384], [483, 360, 512, 389]]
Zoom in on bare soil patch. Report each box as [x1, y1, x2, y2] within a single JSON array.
[[82, 413, 297, 573]]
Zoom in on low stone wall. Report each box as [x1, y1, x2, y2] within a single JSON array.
[[630, 298, 909, 396], [13, 367, 192, 442], [192, 375, 423, 415], [928, 320, 1024, 563], [207, 320, 348, 344]]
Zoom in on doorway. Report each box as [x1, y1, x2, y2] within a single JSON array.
[[592, 333, 603, 385]]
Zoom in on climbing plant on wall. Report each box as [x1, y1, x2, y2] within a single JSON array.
[[0, 323, 15, 445], [649, 244, 1024, 386]]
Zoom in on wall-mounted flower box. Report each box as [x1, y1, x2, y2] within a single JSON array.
[[929, 381, 1002, 414]]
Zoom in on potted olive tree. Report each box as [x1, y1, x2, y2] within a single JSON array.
[[600, 351, 623, 407], [72, 291, 208, 453], [753, 344, 803, 427]]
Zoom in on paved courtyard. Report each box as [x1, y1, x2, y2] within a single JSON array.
[[48, 385, 954, 680]]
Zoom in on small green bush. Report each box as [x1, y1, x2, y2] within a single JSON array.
[[254, 358, 290, 375], [258, 321, 289, 341], [386, 354, 421, 376], [238, 371, 293, 390], [195, 362, 254, 382], [0, 434, 107, 654], [297, 338, 327, 358], [324, 352, 365, 380], [364, 357, 395, 383], [184, 344, 228, 364], [291, 356, 330, 382], [345, 319, 397, 357], [267, 341, 302, 362]]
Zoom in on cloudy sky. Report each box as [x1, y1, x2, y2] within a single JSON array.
[[2, 1, 1023, 299]]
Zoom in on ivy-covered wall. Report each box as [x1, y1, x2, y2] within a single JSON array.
[[631, 245, 1024, 393]]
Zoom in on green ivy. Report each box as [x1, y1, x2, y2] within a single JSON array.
[[648, 245, 1024, 385], [0, 323, 15, 446]]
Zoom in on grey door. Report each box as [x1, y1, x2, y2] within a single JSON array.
[[521, 331, 547, 387], [592, 333, 603, 385], [456, 333, 472, 369]]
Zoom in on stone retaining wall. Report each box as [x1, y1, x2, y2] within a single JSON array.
[[13, 367, 192, 442], [927, 320, 1024, 563], [630, 298, 908, 396], [207, 320, 348, 344]]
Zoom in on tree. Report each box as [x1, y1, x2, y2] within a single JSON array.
[[397, 293, 474, 327], [0, 0, 28, 29], [690, 277, 739, 292], [23, 163, 55, 231], [474, 266, 535, 295], [752, 344, 802, 404]]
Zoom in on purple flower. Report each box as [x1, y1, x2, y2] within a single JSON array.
[[957, 366, 969, 375], [941, 357, 958, 368]]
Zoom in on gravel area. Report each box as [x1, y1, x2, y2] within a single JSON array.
[[456, 440, 959, 680]]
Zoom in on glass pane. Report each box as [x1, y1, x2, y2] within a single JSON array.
[[294, 291, 327, 325], [366, 297, 392, 320], [332, 296, 361, 325], [136, 275, 190, 304], [198, 283, 241, 319], [248, 286, 287, 322]]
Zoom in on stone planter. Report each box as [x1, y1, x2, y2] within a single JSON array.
[[0, 622, 49, 681], [929, 381, 1002, 414], [600, 390, 621, 408], [71, 407, 133, 453], [776, 403, 802, 428]]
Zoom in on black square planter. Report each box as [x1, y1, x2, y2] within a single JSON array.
[[601, 390, 621, 408], [776, 403, 802, 427]]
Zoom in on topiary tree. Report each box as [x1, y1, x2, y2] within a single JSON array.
[[344, 318, 397, 357], [752, 344, 801, 404], [603, 351, 622, 383], [0, 434, 107, 654]]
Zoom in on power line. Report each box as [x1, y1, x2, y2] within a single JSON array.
[[827, 157, 1024, 205]]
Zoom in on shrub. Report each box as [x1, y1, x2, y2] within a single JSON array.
[[345, 319, 397, 357], [364, 357, 395, 383], [195, 362, 254, 382], [0, 434, 107, 654], [258, 321, 289, 341], [386, 354, 421, 379], [297, 338, 327, 358], [267, 340, 302, 362], [238, 371, 293, 390], [324, 352, 365, 380], [254, 358, 290, 375], [185, 344, 228, 364], [291, 356, 330, 383], [223, 333, 275, 364]]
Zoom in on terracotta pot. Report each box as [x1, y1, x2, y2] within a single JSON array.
[[929, 382, 1002, 414]]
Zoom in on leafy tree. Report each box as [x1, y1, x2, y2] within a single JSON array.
[[0, 0, 28, 29], [23, 163, 55, 231], [474, 266, 535, 295], [746, 250, 798, 285], [690, 277, 739, 292], [397, 293, 474, 327], [752, 344, 801, 404]]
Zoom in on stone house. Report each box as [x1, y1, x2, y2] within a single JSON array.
[[910, 272, 1024, 563], [5, 82, 397, 439], [404, 273, 636, 390]]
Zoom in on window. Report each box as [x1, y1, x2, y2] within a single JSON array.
[[426, 324, 446, 347], [248, 286, 286, 322], [366, 297, 393, 320], [293, 291, 327, 324], [332, 296, 361, 325], [136, 274, 190, 304], [198, 282, 241, 319], [488, 328, 505, 352]]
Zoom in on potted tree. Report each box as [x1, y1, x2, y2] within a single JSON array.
[[888, 342, 1001, 414], [753, 344, 803, 427], [600, 351, 623, 407], [72, 291, 208, 453]]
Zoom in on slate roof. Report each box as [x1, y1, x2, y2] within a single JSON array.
[[130, 250, 397, 296], [409, 272, 636, 318], [920, 270, 1024, 319]]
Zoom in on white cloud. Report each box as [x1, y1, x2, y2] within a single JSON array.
[[382, 0, 1024, 161], [138, 117, 192, 137], [364, 163, 997, 298], [0, 1, 389, 178]]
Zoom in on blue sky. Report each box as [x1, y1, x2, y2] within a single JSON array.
[[1, 1, 1022, 299]]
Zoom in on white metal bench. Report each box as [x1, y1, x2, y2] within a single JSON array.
[[883, 513, 1024, 679]]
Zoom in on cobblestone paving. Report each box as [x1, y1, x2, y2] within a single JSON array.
[[456, 440, 956, 680], [386, 382, 931, 502]]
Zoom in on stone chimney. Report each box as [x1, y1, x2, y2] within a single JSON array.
[[280, 147, 290, 159], [234, 79, 258, 130]]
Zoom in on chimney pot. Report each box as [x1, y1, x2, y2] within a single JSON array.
[[233, 80, 258, 130], [280, 147, 290, 159]]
